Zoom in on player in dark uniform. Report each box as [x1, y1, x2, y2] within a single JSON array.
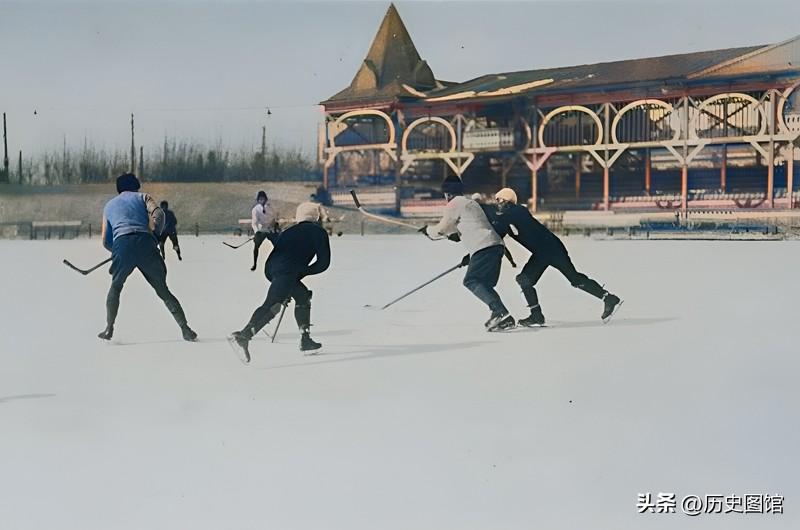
[[228, 202, 331, 363], [158, 201, 181, 261], [489, 188, 622, 326]]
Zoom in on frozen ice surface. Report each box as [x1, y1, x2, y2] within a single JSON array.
[[1, 235, 798, 529]]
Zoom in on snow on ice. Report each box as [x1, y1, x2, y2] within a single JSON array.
[[1, 235, 798, 529]]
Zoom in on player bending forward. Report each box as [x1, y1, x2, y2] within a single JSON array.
[[490, 187, 622, 326], [251, 190, 280, 271], [228, 202, 331, 363], [423, 176, 515, 331], [98, 173, 197, 341], [158, 200, 181, 261]]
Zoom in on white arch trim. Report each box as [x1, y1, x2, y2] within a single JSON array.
[[611, 99, 679, 144], [401, 117, 457, 154], [690, 92, 766, 139], [328, 109, 396, 148], [539, 105, 603, 148]]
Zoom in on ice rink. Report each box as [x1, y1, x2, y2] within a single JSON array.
[[1, 235, 798, 529]]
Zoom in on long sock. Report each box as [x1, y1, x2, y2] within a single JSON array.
[[575, 277, 606, 299], [106, 286, 121, 328], [295, 303, 311, 332]]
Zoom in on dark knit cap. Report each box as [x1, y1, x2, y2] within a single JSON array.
[[441, 175, 464, 195], [116, 173, 141, 193]]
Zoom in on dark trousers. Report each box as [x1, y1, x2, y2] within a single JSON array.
[[239, 272, 313, 340], [463, 245, 508, 314], [158, 231, 180, 258], [253, 231, 280, 266], [106, 232, 189, 329], [516, 243, 606, 310]]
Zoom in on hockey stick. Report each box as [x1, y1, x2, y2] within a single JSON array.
[[62, 257, 112, 275], [350, 190, 445, 240], [222, 236, 254, 249], [269, 301, 289, 343], [368, 260, 466, 310]]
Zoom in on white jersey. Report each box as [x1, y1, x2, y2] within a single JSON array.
[[430, 195, 502, 255], [251, 203, 277, 233]]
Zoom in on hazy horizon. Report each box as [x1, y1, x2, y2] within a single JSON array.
[[2, 0, 799, 158]]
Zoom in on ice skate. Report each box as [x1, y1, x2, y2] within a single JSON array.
[[518, 307, 546, 327], [227, 331, 251, 364], [300, 331, 322, 355], [181, 325, 197, 342], [602, 293, 623, 322], [486, 311, 516, 332], [97, 325, 114, 341]]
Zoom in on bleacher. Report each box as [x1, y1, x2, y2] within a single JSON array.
[[31, 221, 82, 239]]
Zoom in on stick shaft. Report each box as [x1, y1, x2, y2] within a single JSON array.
[[381, 263, 462, 310], [350, 190, 422, 230], [270, 302, 289, 343], [350, 190, 445, 240]]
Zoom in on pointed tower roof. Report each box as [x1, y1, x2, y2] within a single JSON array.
[[322, 4, 438, 107]]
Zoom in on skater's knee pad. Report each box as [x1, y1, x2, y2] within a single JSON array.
[[515, 272, 533, 289]]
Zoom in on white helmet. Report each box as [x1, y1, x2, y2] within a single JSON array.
[[495, 187, 518, 204]]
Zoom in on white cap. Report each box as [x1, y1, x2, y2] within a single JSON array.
[[471, 193, 482, 201], [495, 187, 518, 204], [295, 202, 321, 223]]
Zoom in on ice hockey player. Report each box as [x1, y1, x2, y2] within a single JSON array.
[[158, 200, 182, 261], [422, 176, 515, 331], [97, 173, 197, 341], [490, 187, 621, 326], [251, 190, 280, 271], [228, 202, 331, 363]]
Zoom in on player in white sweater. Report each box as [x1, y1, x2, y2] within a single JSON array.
[[424, 176, 515, 331]]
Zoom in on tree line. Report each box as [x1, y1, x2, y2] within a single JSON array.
[[4, 140, 319, 186]]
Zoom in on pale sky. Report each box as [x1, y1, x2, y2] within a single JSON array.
[[2, 0, 799, 157]]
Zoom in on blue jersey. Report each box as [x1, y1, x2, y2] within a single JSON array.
[[103, 191, 158, 249]]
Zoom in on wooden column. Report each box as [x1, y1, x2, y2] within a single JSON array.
[[767, 90, 776, 208], [531, 157, 538, 213], [681, 165, 688, 211], [603, 103, 610, 210], [681, 97, 689, 211], [644, 149, 651, 195], [575, 154, 581, 199], [767, 147, 775, 208], [720, 144, 727, 192], [787, 147, 795, 209]]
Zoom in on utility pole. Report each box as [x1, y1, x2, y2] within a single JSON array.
[[139, 146, 144, 179], [18, 150, 23, 184], [130, 113, 135, 173], [2, 112, 9, 182]]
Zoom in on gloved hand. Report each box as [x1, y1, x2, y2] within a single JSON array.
[[459, 254, 470, 267], [447, 233, 461, 242]]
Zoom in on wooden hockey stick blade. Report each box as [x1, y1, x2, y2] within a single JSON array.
[[62, 257, 112, 275], [222, 236, 254, 249]]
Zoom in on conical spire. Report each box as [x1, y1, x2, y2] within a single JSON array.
[[324, 3, 436, 105]]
